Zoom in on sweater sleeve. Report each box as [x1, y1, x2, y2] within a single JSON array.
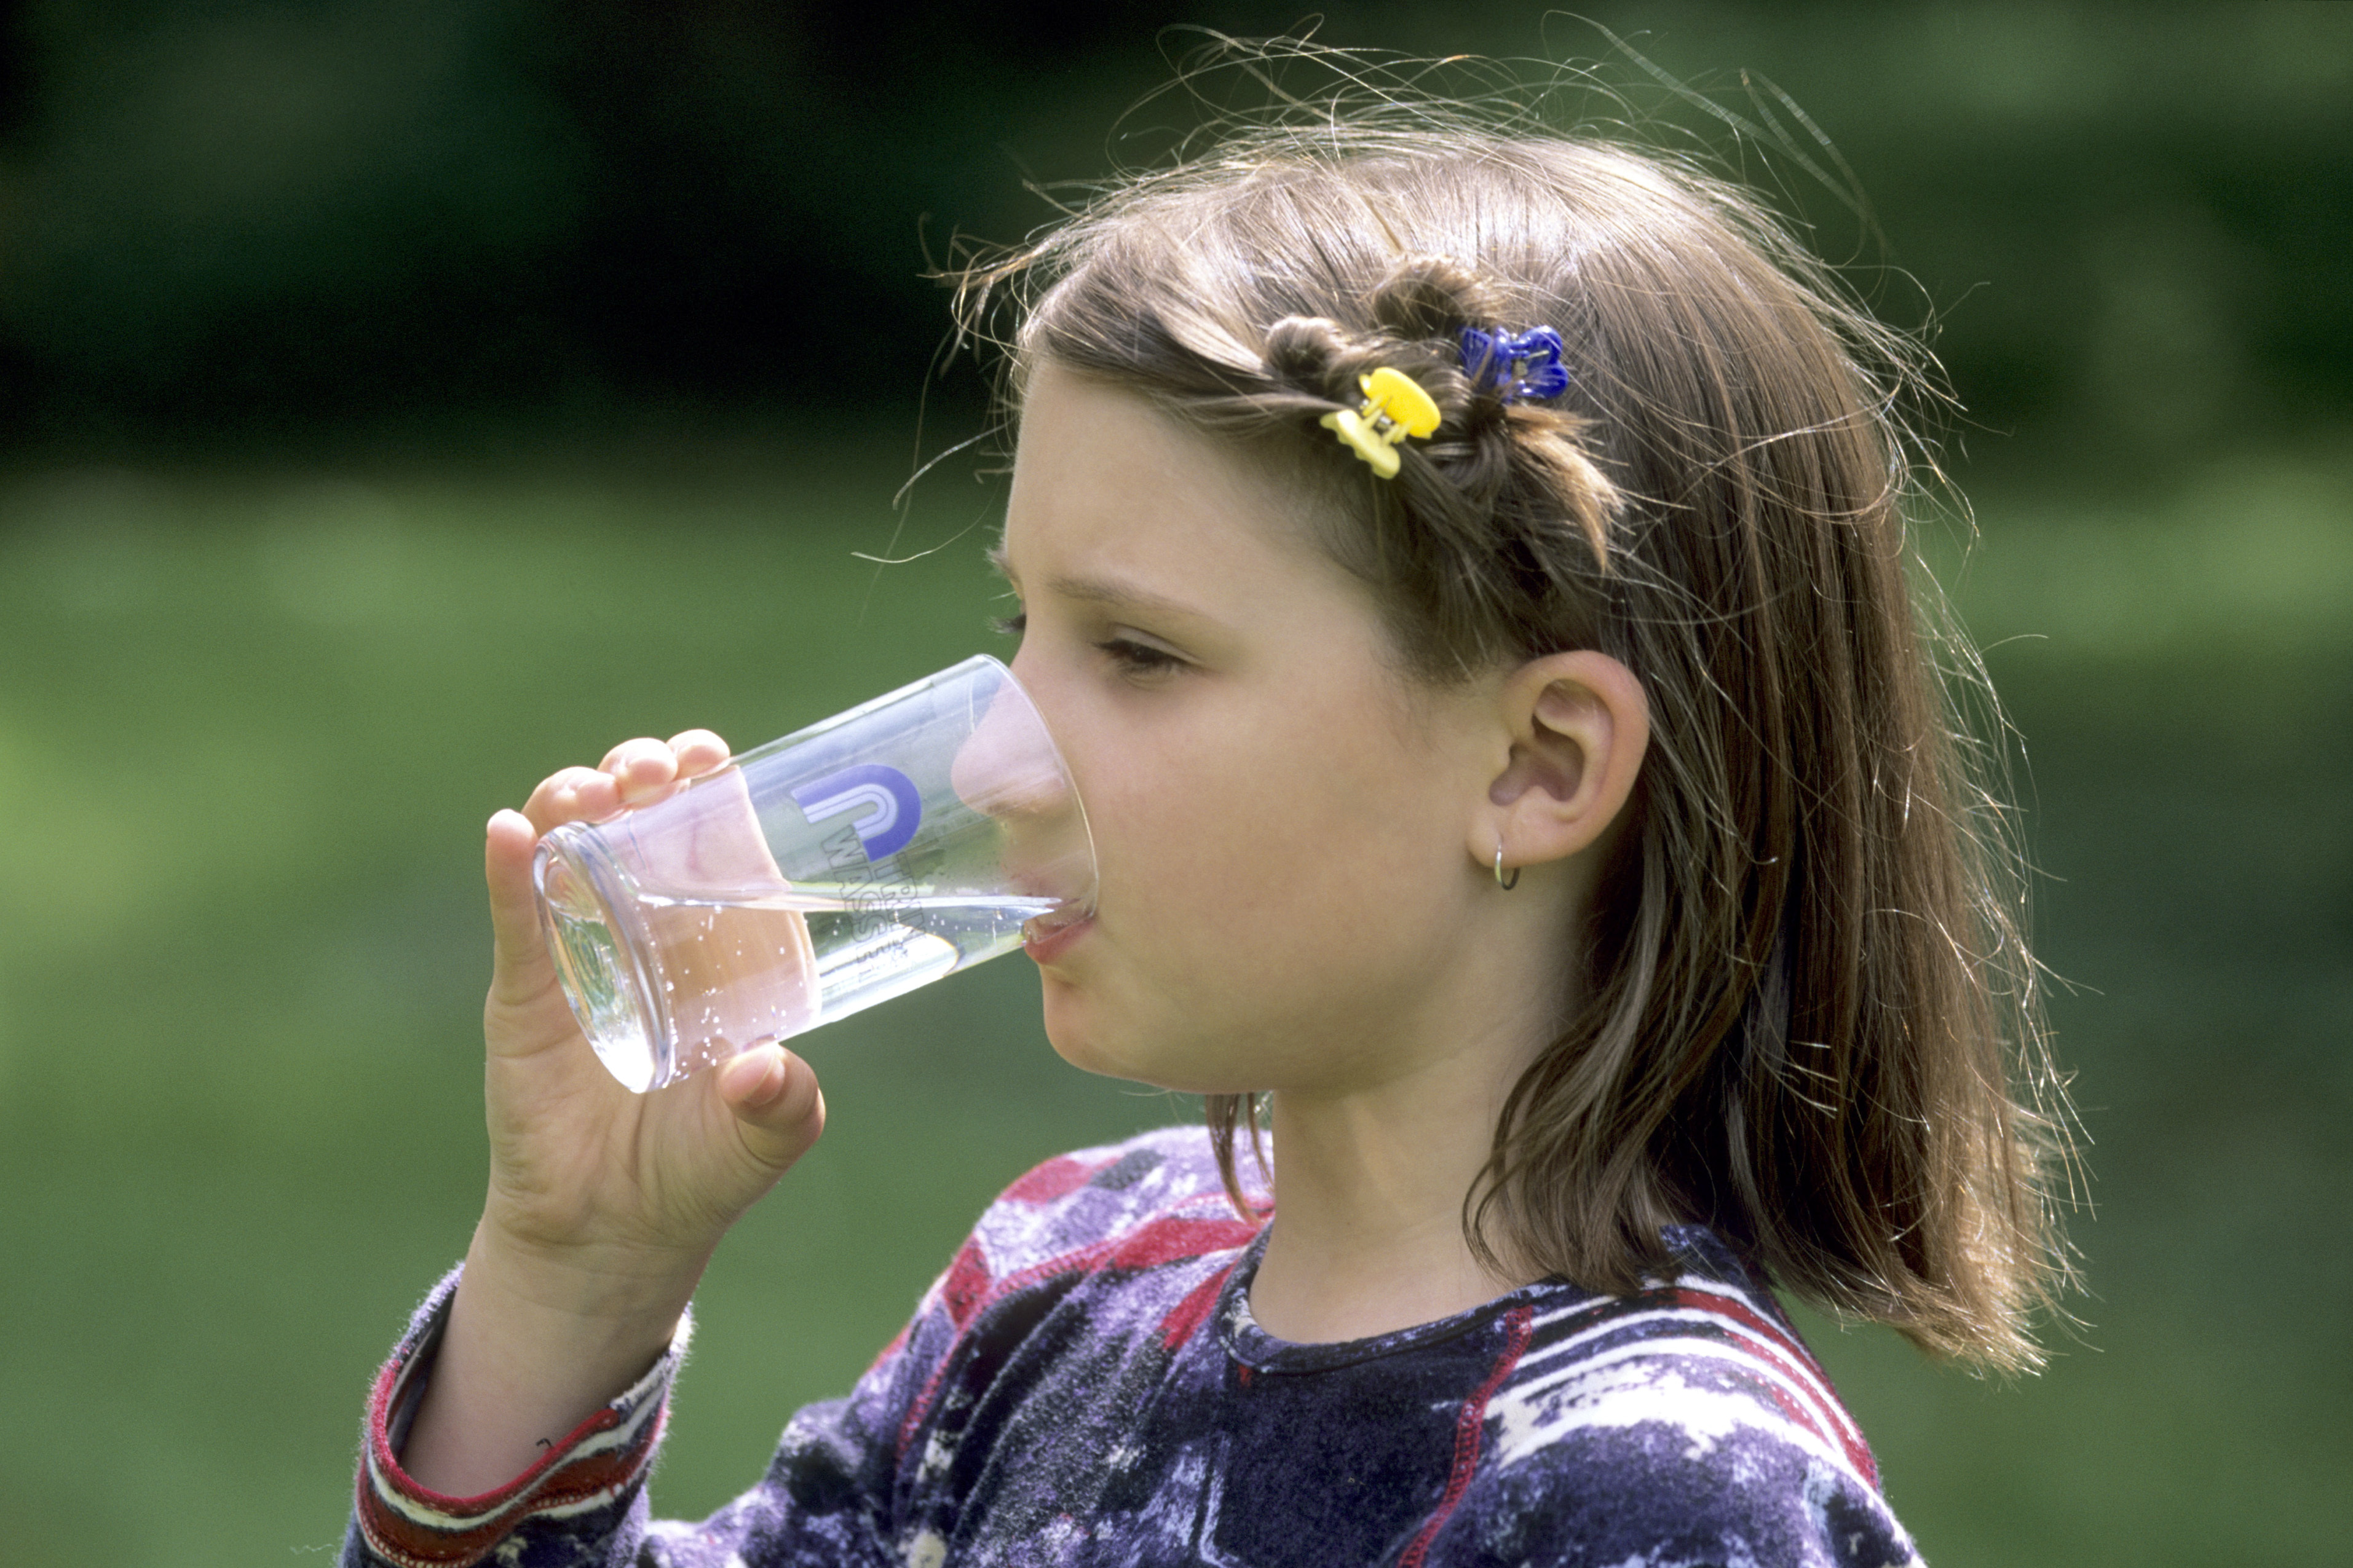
[[339, 1264, 935, 1568], [339, 1266, 681, 1567]]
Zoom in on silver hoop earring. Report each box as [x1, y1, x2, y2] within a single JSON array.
[[1493, 843, 1520, 891]]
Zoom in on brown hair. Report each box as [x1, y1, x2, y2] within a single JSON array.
[[950, 55, 2075, 1370]]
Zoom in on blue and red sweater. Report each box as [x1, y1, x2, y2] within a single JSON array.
[[345, 1125, 1920, 1567]]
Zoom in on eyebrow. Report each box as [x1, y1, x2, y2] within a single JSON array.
[[987, 542, 1211, 625]]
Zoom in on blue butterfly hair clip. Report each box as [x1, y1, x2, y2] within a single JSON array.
[[1458, 326, 1570, 404]]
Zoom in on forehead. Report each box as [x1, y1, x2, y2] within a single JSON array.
[[999, 362, 1359, 609]]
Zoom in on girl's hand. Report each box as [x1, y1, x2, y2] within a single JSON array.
[[403, 731, 826, 1495], [478, 728, 826, 1286]]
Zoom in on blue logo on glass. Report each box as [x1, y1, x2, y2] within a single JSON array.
[[791, 763, 923, 860]]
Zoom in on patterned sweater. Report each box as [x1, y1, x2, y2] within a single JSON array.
[[345, 1126, 1921, 1567]]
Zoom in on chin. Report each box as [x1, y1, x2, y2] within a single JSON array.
[[1041, 1009, 1152, 1085], [1038, 980, 1119, 1078], [1037, 982, 1241, 1093]]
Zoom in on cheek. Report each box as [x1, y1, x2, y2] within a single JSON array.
[[1102, 723, 1339, 918], [1090, 745, 1259, 944], [1028, 628, 1490, 1092], [1097, 701, 1461, 996]]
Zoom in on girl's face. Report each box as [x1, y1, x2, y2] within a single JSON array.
[[998, 363, 1519, 1097]]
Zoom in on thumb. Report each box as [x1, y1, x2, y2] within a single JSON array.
[[484, 808, 558, 1006], [716, 1044, 827, 1172]]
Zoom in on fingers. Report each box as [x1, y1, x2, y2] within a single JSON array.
[[667, 729, 732, 779], [715, 1045, 827, 1173], [523, 765, 623, 836], [522, 732, 734, 837], [597, 736, 679, 804]]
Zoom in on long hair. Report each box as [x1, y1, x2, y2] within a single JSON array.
[[949, 52, 2075, 1371]]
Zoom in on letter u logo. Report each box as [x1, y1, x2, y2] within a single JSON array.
[[791, 763, 923, 860]]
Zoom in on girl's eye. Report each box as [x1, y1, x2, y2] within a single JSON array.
[[992, 610, 1181, 680], [1096, 637, 1185, 678]]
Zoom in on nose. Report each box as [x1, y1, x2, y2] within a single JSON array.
[[952, 658, 1096, 911], [949, 663, 1076, 822]]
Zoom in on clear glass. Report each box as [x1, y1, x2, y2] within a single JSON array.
[[532, 655, 1094, 1092]]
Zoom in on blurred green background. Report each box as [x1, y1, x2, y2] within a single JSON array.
[[1, 4, 2347, 1564]]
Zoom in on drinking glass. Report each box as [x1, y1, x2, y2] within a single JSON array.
[[533, 655, 1093, 1092]]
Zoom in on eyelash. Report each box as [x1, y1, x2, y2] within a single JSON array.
[[991, 612, 1185, 678]]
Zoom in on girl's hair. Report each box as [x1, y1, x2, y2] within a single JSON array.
[[950, 50, 2075, 1371]]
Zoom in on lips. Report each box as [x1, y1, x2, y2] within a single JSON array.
[[1021, 906, 1094, 965]]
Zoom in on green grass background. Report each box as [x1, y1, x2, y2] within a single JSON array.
[[0, 438, 2346, 1564]]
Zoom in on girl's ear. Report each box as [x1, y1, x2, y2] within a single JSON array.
[[1476, 651, 1649, 875]]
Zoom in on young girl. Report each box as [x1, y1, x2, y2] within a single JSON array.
[[344, 68, 2070, 1568]]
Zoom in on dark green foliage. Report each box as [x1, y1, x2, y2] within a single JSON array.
[[1, 4, 2347, 470]]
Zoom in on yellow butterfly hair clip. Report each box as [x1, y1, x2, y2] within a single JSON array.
[[1319, 367, 1442, 479]]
